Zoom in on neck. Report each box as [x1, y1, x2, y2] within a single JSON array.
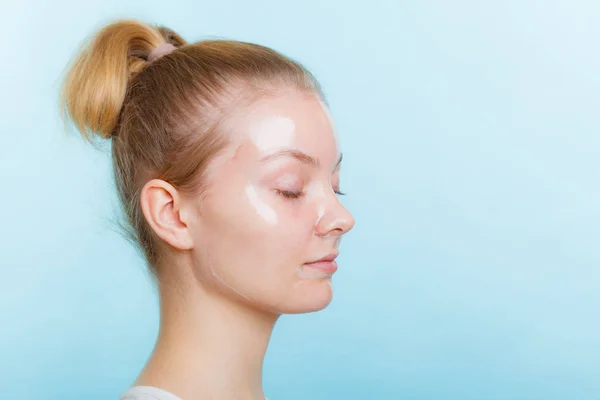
[[135, 269, 278, 400]]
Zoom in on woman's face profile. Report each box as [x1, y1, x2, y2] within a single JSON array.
[[189, 91, 355, 314]]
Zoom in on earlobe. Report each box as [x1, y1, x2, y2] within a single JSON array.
[[140, 179, 194, 251]]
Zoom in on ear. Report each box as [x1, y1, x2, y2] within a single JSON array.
[[139, 179, 194, 251]]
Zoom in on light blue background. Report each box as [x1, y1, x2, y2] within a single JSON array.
[[1, 1, 599, 399]]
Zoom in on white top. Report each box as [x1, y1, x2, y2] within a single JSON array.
[[120, 386, 183, 400], [120, 386, 269, 400]]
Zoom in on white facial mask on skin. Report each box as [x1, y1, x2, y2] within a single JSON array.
[[200, 99, 350, 305]]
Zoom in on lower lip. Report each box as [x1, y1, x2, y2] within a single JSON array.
[[303, 260, 338, 274]]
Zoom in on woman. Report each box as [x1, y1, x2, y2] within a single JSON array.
[[61, 19, 355, 400]]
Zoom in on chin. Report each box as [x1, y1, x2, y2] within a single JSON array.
[[274, 278, 335, 315]]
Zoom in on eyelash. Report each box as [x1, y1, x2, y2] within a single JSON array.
[[276, 189, 304, 199], [276, 189, 346, 199]]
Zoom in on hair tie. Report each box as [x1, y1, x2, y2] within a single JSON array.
[[147, 43, 177, 62]]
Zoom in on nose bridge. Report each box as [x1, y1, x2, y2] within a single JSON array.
[[313, 181, 354, 237]]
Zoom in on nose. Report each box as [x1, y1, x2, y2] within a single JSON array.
[[314, 195, 355, 238]]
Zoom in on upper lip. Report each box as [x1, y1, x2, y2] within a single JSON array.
[[307, 252, 339, 263]]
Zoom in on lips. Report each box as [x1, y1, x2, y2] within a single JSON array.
[[308, 253, 338, 263], [303, 253, 339, 274]]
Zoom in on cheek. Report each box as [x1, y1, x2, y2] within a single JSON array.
[[264, 204, 316, 253], [245, 195, 317, 261], [200, 183, 317, 256]]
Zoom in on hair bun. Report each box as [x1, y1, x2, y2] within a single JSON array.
[[60, 20, 186, 141]]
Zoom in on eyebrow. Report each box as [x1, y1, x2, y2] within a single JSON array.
[[260, 149, 343, 168]]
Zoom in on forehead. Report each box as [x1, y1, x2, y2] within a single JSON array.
[[227, 92, 339, 157]]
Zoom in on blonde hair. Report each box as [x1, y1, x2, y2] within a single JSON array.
[[60, 19, 324, 270]]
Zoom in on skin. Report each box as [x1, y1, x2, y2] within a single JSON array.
[[134, 90, 355, 400]]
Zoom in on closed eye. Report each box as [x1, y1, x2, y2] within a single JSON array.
[[276, 188, 346, 198], [276, 189, 304, 199]]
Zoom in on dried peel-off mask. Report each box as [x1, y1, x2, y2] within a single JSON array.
[[198, 95, 353, 309]]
